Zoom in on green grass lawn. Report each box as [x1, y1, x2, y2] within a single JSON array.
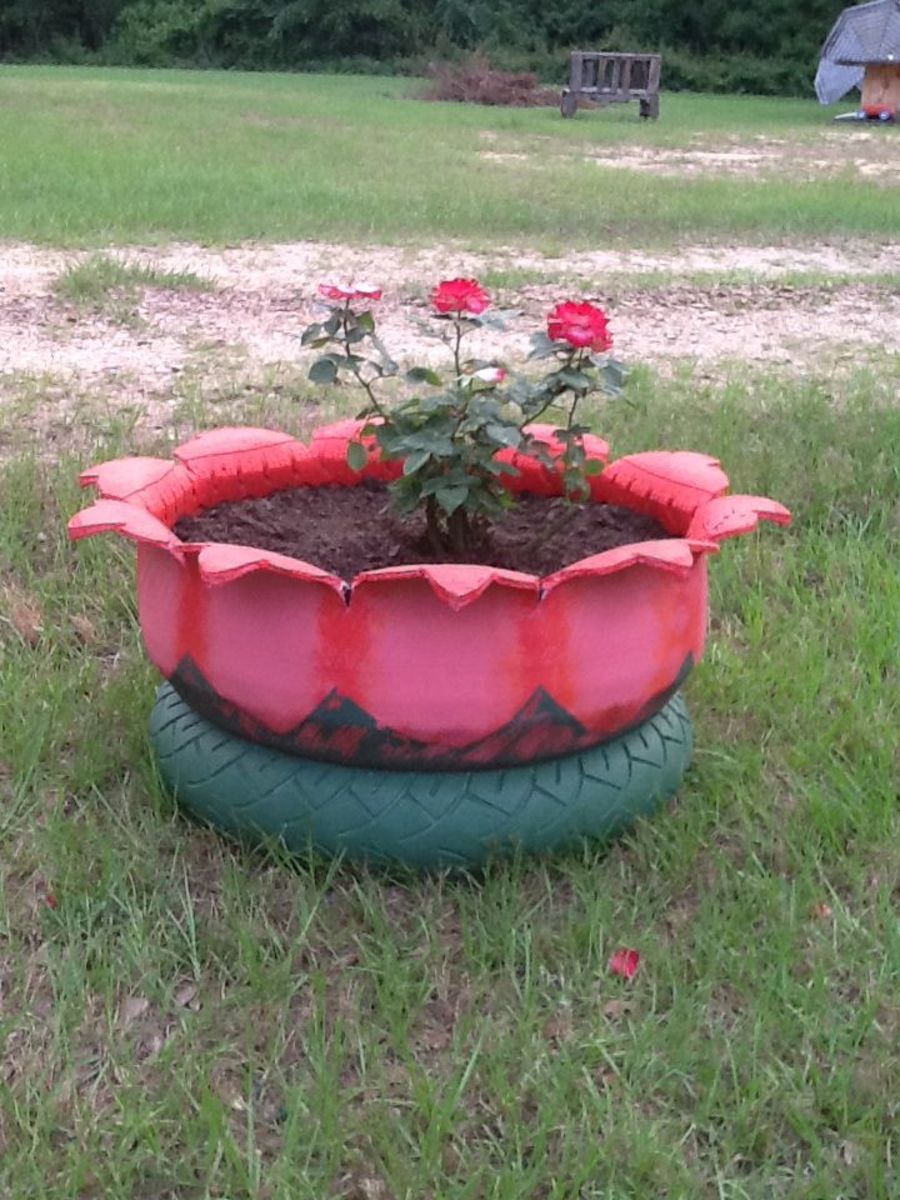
[[1, 364, 897, 1198], [0, 61, 898, 1199], [1, 65, 899, 248]]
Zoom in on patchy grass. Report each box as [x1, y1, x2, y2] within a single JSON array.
[[0, 66, 898, 249], [479, 266, 561, 292], [52, 253, 212, 323], [55, 254, 211, 303], [596, 267, 900, 300], [0, 364, 897, 1197]]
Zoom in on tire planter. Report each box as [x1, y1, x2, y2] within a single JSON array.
[[69, 420, 790, 866], [150, 682, 693, 868]]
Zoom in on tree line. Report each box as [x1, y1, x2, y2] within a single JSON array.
[[0, 0, 848, 96]]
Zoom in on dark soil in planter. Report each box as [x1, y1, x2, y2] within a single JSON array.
[[174, 482, 672, 578]]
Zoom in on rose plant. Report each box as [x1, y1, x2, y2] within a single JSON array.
[[301, 278, 626, 558]]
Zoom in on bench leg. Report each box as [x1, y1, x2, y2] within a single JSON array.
[[560, 90, 578, 118]]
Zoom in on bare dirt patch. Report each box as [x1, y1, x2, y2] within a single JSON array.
[[1, 240, 899, 417], [581, 130, 900, 183]]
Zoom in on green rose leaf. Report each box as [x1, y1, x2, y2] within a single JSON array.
[[477, 312, 509, 331], [346, 442, 369, 472], [484, 423, 522, 448], [435, 484, 469, 514], [308, 358, 338, 385], [601, 360, 628, 391], [527, 331, 558, 360], [405, 366, 444, 387], [402, 448, 431, 475], [555, 368, 594, 391]]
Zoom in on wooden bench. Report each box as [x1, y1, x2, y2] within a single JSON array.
[[561, 52, 661, 119]]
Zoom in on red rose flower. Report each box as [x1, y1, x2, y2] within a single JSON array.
[[318, 281, 383, 303], [608, 947, 640, 979], [432, 278, 491, 315], [547, 301, 613, 352]]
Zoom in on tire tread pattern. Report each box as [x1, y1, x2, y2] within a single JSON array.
[[149, 685, 693, 868]]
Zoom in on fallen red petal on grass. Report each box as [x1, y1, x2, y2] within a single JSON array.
[[44, 892, 58, 910], [608, 948, 640, 979]]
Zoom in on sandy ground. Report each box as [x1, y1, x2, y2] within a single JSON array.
[[483, 126, 900, 182], [2, 239, 899, 399]]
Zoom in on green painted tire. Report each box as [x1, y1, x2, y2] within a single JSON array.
[[149, 683, 693, 868]]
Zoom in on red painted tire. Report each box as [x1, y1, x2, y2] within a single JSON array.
[[70, 422, 789, 769]]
